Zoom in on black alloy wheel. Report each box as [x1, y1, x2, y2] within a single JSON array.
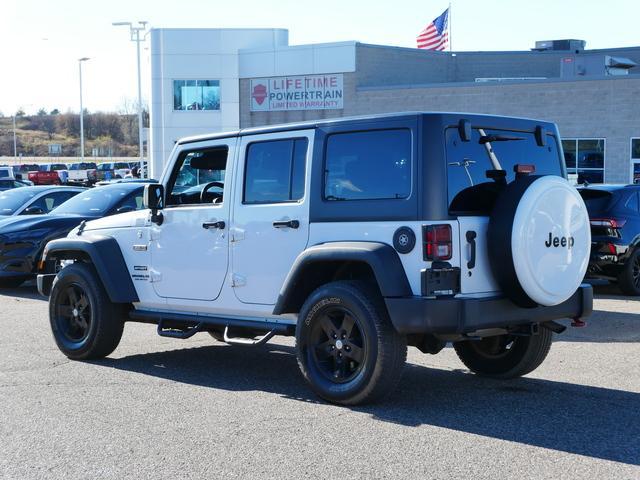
[[618, 249, 640, 296], [49, 263, 125, 360], [309, 306, 366, 384], [453, 328, 553, 379], [296, 281, 407, 405], [54, 283, 92, 345]]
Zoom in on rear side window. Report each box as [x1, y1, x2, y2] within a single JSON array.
[[244, 138, 308, 204], [625, 192, 640, 213], [446, 127, 562, 214], [324, 129, 411, 201]]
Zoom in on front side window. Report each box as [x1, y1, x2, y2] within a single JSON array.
[[173, 80, 220, 111], [244, 139, 308, 204], [324, 129, 411, 201], [561, 138, 605, 184], [167, 147, 228, 206], [26, 191, 79, 214]]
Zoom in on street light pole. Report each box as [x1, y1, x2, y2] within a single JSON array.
[[12, 115, 17, 159], [113, 21, 148, 178], [78, 57, 90, 161]]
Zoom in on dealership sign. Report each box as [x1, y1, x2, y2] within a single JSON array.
[[250, 74, 344, 111]]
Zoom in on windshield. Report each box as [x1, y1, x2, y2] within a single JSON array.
[[51, 187, 136, 215], [0, 188, 38, 215], [578, 189, 613, 215]]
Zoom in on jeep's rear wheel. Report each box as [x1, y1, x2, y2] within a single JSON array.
[[49, 263, 126, 360], [453, 328, 553, 378], [617, 249, 640, 296], [296, 281, 407, 405]]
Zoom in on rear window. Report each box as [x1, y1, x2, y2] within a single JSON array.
[[324, 129, 411, 201], [446, 127, 563, 215], [578, 189, 613, 215]]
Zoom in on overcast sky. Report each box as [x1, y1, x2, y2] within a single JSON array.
[[1, 0, 638, 115]]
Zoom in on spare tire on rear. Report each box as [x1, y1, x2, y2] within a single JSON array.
[[488, 175, 590, 308]]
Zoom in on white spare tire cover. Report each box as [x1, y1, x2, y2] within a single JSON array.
[[488, 175, 590, 307]]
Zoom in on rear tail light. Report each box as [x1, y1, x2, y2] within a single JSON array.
[[606, 243, 617, 255], [590, 218, 626, 228], [423, 224, 452, 261]]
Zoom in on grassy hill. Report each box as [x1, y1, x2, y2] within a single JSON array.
[[0, 112, 143, 158]]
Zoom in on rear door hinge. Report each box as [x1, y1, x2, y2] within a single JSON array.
[[231, 274, 246, 287], [230, 227, 244, 243]]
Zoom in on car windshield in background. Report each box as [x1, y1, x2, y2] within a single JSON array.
[[0, 188, 38, 215], [446, 127, 563, 214], [70, 163, 96, 170], [51, 187, 134, 216]]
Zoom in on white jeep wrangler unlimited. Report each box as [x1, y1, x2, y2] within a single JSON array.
[[38, 113, 593, 405]]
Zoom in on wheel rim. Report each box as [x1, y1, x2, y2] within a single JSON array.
[[55, 283, 92, 343], [309, 306, 366, 384], [632, 255, 640, 289], [467, 335, 517, 360]]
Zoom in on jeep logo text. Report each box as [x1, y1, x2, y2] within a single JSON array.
[[545, 232, 575, 249]]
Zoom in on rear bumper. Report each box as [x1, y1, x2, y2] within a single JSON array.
[[384, 284, 593, 334]]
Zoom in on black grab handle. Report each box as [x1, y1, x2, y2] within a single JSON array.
[[202, 221, 225, 230], [466, 230, 477, 269], [273, 220, 300, 229]]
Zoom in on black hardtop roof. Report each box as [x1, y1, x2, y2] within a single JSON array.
[[178, 112, 558, 145]]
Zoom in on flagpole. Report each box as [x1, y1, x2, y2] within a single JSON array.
[[449, 2, 452, 53]]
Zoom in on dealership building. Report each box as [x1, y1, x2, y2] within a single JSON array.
[[149, 28, 640, 183]]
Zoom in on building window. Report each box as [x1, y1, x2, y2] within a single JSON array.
[[173, 80, 220, 111], [561, 138, 605, 184], [632, 138, 640, 184]]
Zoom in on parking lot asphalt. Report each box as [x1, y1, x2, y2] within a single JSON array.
[[0, 284, 638, 479]]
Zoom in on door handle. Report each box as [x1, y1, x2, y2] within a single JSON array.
[[273, 219, 300, 229], [202, 221, 225, 230], [466, 230, 477, 269]]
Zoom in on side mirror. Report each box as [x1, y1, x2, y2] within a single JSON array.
[[143, 183, 164, 225], [23, 206, 45, 215]]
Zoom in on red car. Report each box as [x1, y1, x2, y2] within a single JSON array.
[[27, 163, 67, 185]]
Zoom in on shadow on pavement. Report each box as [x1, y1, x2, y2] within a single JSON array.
[[0, 284, 45, 301], [95, 342, 640, 466], [557, 310, 640, 343]]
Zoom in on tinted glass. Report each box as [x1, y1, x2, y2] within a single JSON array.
[[634, 162, 640, 184], [324, 129, 411, 201], [446, 128, 562, 213], [244, 139, 307, 204], [578, 189, 613, 215], [0, 188, 38, 214], [0, 170, 9, 178], [51, 187, 142, 215], [625, 192, 640, 213], [26, 191, 79, 213]]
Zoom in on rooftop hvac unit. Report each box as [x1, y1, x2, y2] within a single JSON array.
[[533, 39, 586, 51]]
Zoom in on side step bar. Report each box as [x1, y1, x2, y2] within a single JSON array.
[[130, 309, 294, 339]]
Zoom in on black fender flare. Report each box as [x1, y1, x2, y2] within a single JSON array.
[[42, 234, 139, 303], [273, 241, 412, 315]]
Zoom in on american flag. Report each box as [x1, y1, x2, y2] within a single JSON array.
[[416, 8, 449, 51]]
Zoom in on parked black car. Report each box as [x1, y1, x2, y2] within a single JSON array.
[[0, 183, 145, 288], [578, 184, 640, 295]]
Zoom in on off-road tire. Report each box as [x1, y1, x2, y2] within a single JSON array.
[[296, 280, 407, 405], [453, 327, 553, 379], [617, 249, 640, 296], [49, 263, 126, 360]]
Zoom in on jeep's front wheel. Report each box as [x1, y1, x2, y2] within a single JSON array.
[[295, 281, 407, 405], [49, 263, 126, 360], [453, 328, 553, 379]]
